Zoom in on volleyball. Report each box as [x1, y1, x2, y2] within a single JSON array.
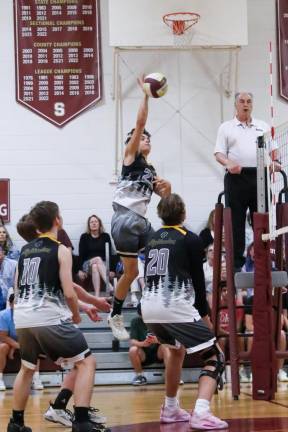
[[143, 73, 168, 98]]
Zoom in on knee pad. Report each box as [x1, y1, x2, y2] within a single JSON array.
[[199, 344, 225, 390]]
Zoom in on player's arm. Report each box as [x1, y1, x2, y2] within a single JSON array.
[[73, 282, 111, 312], [153, 177, 171, 197], [187, 234, 210, 319], [58, 245, 81, 324], [124, 78, 149, 165], [14, 266, 19, 295]]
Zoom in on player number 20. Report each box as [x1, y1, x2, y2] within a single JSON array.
[[146, 248, 169, 276], [20, 257, 41, 286]]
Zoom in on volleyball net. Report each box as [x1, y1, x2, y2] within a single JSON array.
[[261, 121, 288, 241]]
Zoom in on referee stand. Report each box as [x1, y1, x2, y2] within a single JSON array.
[[212, 136, 288, 401], [211, 192, 241, 400]]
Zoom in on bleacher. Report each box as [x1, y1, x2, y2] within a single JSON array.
[[4, 308, 202, 389]]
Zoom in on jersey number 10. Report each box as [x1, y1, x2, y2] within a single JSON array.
[[20, 257, 41, 286]]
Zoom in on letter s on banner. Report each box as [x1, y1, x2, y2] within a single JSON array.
[[54, 102, 65, 117]]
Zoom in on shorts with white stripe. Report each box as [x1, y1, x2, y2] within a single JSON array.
[[111, 203, 153, 258], [146, 319, 215, 354], [17, 323, 91, 370]]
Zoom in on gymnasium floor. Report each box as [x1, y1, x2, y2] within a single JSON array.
[[1, 383, 288, 431]]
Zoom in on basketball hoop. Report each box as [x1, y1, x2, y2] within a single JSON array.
[[163, 12, 200, 47]]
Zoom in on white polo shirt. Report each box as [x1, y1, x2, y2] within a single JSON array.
[[214, 117, 270, 167]]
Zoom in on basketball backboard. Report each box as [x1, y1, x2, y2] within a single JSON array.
[[109, 0, 248, 48]]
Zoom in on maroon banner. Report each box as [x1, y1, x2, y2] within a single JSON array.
[[14, 0, 102, 127], [277, 0, 288, 101], [0, 180, 10, 224]]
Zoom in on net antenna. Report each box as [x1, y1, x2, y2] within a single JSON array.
[[163, 12, 200, 47]]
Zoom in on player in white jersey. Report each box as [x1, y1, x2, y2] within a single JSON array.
[[108, 77, 171, 340]]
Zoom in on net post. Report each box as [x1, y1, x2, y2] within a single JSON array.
[[251, 136, 277, 400]]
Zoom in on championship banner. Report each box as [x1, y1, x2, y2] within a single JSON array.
[[277, 0, 288, 101], [0, 180, 10, 224], [14, 0, 102, 127]]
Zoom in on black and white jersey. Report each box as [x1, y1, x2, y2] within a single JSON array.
[[15, 235, 71, 329], [141, 226, 209, 323], [113, 153, 157, 217]]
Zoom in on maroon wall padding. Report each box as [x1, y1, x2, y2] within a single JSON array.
[[223, 207, 240, 399], [252, 212, 276, 400]]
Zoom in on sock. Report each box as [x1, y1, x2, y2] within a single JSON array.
[[74, 407, 89, 423], [165, 396, 178, 410], [111, 297, 125, 317], [12, 410, 24, 426], [194, 398, 210, 415], [52, 388, 73, 410], [33, 371, 40, 381]]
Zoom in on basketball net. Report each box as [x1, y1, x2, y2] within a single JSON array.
[[163, 12, 200, 47]]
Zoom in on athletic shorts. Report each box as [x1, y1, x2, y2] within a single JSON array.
[[146, 319, 215, 354], [111, 203, 153, 257], [16, 323, 91, 370], [142, 344, 162, 366]]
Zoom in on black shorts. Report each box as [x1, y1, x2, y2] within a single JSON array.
[[147, 319, 215, 354], [17, 323, 91, 370], [111, 204, 153, 257], [142, 344, 162, 366]]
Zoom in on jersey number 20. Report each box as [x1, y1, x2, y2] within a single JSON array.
[[146, 248, 169, 276]]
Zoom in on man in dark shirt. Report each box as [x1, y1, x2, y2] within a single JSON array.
[[141, 194, 228, 430]]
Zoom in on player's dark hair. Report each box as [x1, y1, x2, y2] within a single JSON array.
[[157, 193, 185, 225], [125, 128, 151, 145], [29, 201, 60, 233], [17, 214, 38, 242]]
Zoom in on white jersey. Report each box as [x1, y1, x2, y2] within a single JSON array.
[[113, 153, 156, 217]]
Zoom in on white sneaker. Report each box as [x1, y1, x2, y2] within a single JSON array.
[[44, 404, 73, 427], [31, 377, 44, 390], [0, 379, 6, 391], [108, 313, 130, 340], [87, 406, 107, 424], [239, 366, 250, 383], [278, 369, 288, 382]]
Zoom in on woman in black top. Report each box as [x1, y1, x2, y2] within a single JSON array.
[[78, 215, 114, 296], [199, 209, 215, 251]]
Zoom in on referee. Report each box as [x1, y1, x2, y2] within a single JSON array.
[[214, 92, 280, 270]]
